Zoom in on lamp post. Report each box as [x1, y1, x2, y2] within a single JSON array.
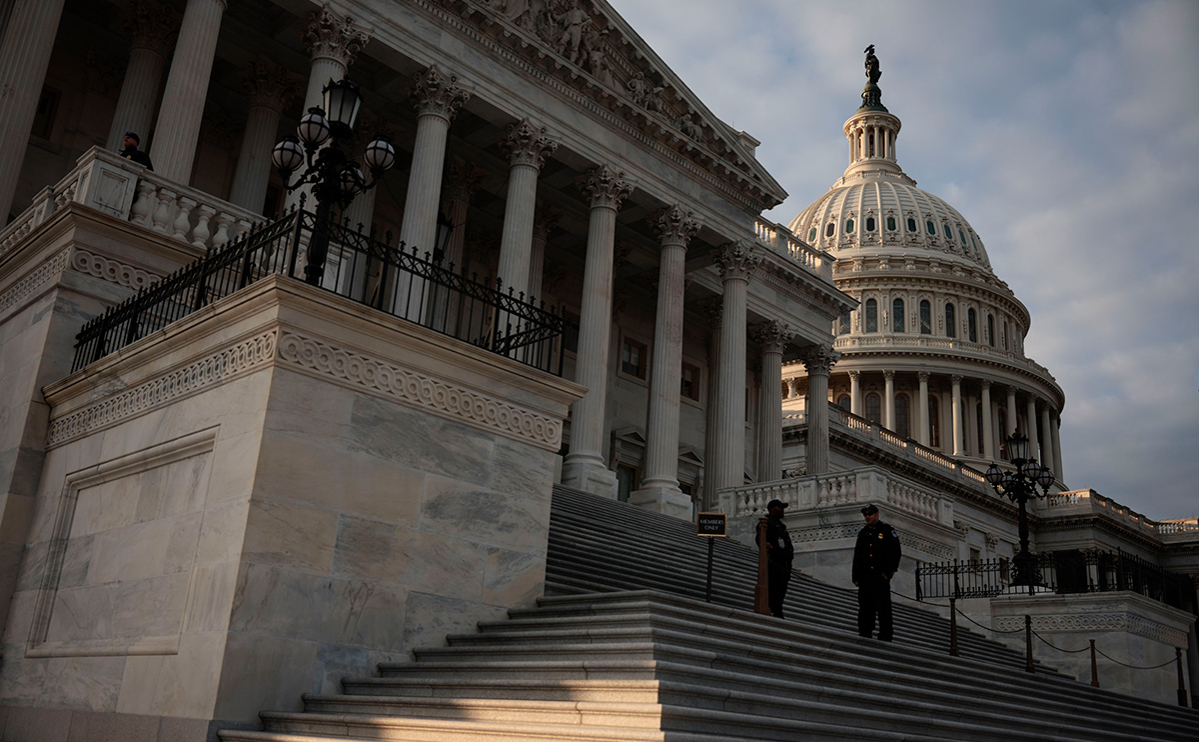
[[985, 432, 1055, 593], [271, 78, 396, 286]]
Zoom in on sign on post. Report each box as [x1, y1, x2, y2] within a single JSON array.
[[697, 512, 726, 537]]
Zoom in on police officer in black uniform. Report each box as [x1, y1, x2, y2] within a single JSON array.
[[119, 132, 154, 170], [852, 503, 901, 640], [763, 499, 794, 618]]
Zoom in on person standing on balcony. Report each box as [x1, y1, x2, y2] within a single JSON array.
[[853, 503, 901, 641], [120, 132, 154, 170], [764, 499, 794, 618]]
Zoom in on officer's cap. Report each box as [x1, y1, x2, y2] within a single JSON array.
[[861, 503, 879, 515], [767, 499, 789, 510]]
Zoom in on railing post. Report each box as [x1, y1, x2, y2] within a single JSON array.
[[1089, 639, 1099, 687], [949, 598, 959, 656], [1178, 647, 1189, 707], [754, 517, 770, 615], [1024, 614, 1034, 673]]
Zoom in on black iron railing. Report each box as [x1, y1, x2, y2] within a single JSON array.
[[72, 209, 566, 375], [916, 548, 1189, 610]]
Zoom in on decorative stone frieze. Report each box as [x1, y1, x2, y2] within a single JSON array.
[[303, 5, 370, 67], [652, 205, 700, 246], [995, 613, 1188, 647], [578, 165, 632, 210], [70, 249, 160, 290], [123, 0, 180, 58], [0, 248, 70, 316], [410, 66, 471, 121], [240, 58, 297, 112], [499, 119, 558, 170]]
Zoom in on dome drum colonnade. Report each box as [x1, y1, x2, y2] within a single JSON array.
[[784, 47, 1066, 484], [0, 0, 845, 513]]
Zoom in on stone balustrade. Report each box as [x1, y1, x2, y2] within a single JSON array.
[[0, 147, 264, 261], [754, 218, 833, 280], [1038, 489, 1199, 543], [832, 334, 1059, 382], [719, 465, 955, 527]]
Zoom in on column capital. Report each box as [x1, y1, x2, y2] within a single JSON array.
[[702, 297, 723, 324], [848, 370, 861, 381], [124, 0, 180, 57], [240, 58, 297, 112], [534, 201, 561, 239], [715, 241, 761, 281], [883, 369, 895, 381], [410, 66, 471, 121], [951, 374, 963, 385], [918, 370, 930, 382], [500, 118, 558, 170], [303, 5, 370, 67], [579, 165, 633, 210], [443, 158, 487, 203], [652, 205, 700, 247], [752, 321, 794, 354], [980, 378, 992, 390], [800, 345, 840, 375]]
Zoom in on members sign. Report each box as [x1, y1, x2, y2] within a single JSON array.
[[696, 512, 726, 537]]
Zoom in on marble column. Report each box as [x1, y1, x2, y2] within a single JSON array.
[[849, 370, 862, 417], [528, 203, 558, 302], [1006, 387, 1018, 438], [917, 371, 930, 446], [752, 321, 793, 484], [631, 206, 700, 516], [802, 345, 838, 475], [0, 0, 67, 220], [441, 158, 485, 270], [1040, 404, 1054, 475], [710, 242, 761, 493], [1027, 396, 1041, 462], [951, 374, 964, 456], [229, 60, 295, 213], [883, 370, 896, 430], [106, 0, 178, 152], [148, 0, 227, 184], [497, 119, 556, 300], [560, 166, 632, 497], [702, 299, 722, 510], [981, 380, 995, 460], [1051, 411, 1065, 483]]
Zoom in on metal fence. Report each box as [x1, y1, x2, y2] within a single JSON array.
[[72, 208, 567, 375], [916, 548, 1190, 610]]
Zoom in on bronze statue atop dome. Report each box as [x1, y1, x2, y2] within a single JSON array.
[[859, 44, 886, 112], [865, 44, 880, 84]]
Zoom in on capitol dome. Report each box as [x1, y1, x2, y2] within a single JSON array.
[[782, 52, 1065, 481]]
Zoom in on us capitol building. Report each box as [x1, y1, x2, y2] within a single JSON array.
[[0, 1, 1194, 739]]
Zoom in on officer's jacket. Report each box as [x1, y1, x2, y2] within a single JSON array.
[[852, 521, 901, 582], [764, 515, 794, 566]]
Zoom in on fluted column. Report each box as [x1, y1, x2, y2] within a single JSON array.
[[1040, 404, 1054, 475], [883, 370, 896, 430], [1026, 396, 1040, 461], [710, 242, 761, 493], [917, 371, 930, 446], [753, 321, 793, 482], [849, 370, 862, 416], [802, 345, 838, 475], [107, 0, 178, 152], [497, 119, 556, 300], [528, 203, 558, 300], [631, 206, 700, 516], [229, 59, 295, 213], [951, 374, 964, 456], [0, 0, 67, 220], [981, 380, 995, 459], [702, 299, 722, 509], [1051, 411, 1065, 483], [441, 158, 485, 269], [560, 166, 632, 497], [148, 0, 227, 183], [1006, 387, 1018, 440]]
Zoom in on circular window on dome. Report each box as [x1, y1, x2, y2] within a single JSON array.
[[825, 223, 835, 238], [845, 219, 855, 233], [866, 217, 876, 231], [906, 217, 917, 232], [926, 220, 936, 235], [887, 216, 897, 231]]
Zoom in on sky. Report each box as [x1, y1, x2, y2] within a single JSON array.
[[610, 0, 1199, 521]]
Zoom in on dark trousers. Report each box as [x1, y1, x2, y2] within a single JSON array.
[[857, 576, 893, 640], [768, 563, 792, 618]]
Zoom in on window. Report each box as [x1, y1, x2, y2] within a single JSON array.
[[837, 394, 851, 410], [809, 227, 817, 242], [987, 314, 995, 347], [865, 392, 882, 425], [929, 395, 941, 448], [865, 216, 876, 232], [615, 463, 638, 502], [896, 394, 911, 438], [945, 303, 956, 338], [845, 219, 855, 233], [968, 308, 978, 343], [892, 298, 905, 333], [838, 310, 852, 336], [865, 298, 878, 332], [886, 216, 896, 231], [926, 220, 936, 235], [959, 228, 967, 243], [906, 217, 917, 232], [825, 222, 835, 237], [621, 337, 647, 378], [680, 362, 700, 401], [33, 87, 59, 139], [944, 223, 953, 240], [919, 300, 932, 334]]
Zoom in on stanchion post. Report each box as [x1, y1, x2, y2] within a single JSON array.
[[1089, 639, 1099, 687], [705, 537, 714, 603], [1177, 647, 1189, 707], [949, 597, 959, 657], [1024, 614, 1034, 673], [754, 517, 770, 615]]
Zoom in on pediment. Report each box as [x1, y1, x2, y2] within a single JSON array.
[[450, 0, 787, 210]]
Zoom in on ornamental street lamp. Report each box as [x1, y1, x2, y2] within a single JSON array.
[[985, 432, 1056, 593], [272, 78, 396, 286]]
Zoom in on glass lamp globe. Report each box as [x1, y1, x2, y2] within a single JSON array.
[[272, 136, 304, 174], [985, 463, 1004, 486], [339, 165, 365, 195], [297, 108, 331, 147], [1037, 466, 1055, 490], [363, 137, 396, 172]]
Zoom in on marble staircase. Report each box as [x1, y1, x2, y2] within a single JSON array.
[[218, 486, 1197, 742]]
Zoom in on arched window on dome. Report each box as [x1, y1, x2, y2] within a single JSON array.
[[968, 308, 978, 343], [928, 395, 941, 448], [836, 394, 851, 411], [987, 314, 995, 347], [845, 218, 855, 233], [896, 394, 911, 439], [945, 303, 956, 338], [944, 223, 953, 240], [919, 300, 932, 334], [809, 227, 817, 242], [865, 299, 878, 332], [886, 216, 897, 231], [906, 217, 917, 232], [866, 216, 876, 232], [865, 392, 882, 425], [926, 220, 936, 235], [958, 228, 967, 243], [825, 222, 835, 238], [892, 298, 905, 333]]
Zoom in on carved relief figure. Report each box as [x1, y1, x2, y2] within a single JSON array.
[[585, 28, 617, 88], [553, 1, 592, 65]]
